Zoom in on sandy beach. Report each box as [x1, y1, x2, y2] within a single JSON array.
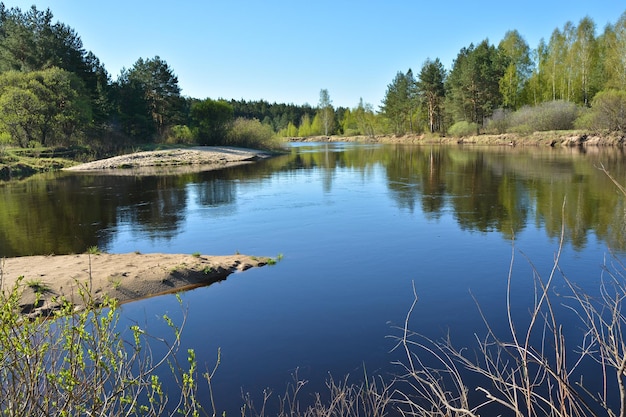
[[1, 252, 271, 316]]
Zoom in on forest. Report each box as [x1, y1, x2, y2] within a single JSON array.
[[0, 4, 625, 155]]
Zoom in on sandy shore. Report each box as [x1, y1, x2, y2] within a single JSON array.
[[64, 146, 274, 175], [1, 252, 271, 316]]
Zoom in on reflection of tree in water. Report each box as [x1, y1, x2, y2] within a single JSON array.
[[127, 186, 187, 240], [1, 145, 626, 257], [385, 147, 447, 217], [283, 144, 626, 251], [194, 179, 236, 207], [380, 145, 626, 250], [0, 174, 117, 257], [446, 153, 524, 235]]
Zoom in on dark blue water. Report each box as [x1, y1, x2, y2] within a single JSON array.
[[2, 143, 625, 413]]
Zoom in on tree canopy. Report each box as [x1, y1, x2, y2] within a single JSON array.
[[114, 56, 183, 139]]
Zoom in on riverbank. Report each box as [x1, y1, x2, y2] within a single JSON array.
[[287, 131, 625, 146], [1, 252, 272, 317], [2, 132, 623, 182]]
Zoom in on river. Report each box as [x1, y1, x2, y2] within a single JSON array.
[[1, 142, 625, 414]]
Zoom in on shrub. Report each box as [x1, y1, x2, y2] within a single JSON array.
[[575, 89, 626, 133], [448, 121, 478, 137], [226, 118, 280, 149], [0, 279, 211, 417], [508, 100, 579, 133], [485, 108, 510, 134], [164, 125, 195, 144]]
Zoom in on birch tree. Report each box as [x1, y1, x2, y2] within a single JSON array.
[[317, 89, 334, 136]]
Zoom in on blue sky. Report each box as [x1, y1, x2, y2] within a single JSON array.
[[7, 1, 626, 108]]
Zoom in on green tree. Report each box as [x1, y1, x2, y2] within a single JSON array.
[[0, 4, 111, 129], [190, 98, 234, 145], [0, 68, 91, 147], [571, 17, 600, 106], [317, 88, 334, 136], [417, 58, 446, 133], [446, 40, 507, 131], [281, 121, 298, 137], [526, 39, 547, 105], [340, 107, 357, 136], [498, 30, 532, 109], [537, 23, 584, 103], [115, 56, 182, 140], [310, 113, 322, 135], [381, 69, 418, 134], [0, 86, 41, 146], [0, 4, 55, 73], [298, 113, 313, 137], [600, 12, 626, 90], [356, 99, 378, 137]]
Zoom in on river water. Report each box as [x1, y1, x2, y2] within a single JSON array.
[[1, 142, 625, 413]]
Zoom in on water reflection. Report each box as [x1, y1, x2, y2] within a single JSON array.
[[0, 144, 625, 257]]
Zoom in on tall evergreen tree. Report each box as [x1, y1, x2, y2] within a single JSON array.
[[115, 56, 183, 140], [417, 58, 446, 133], [446, 40, 507, 131], [381, 69, 417, 134]]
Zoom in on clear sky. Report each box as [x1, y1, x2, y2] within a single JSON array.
[[6, 1, 626, 108]]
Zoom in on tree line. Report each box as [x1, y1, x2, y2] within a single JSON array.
[[0, 4, 624, 154], [376, 12, 626, 136], [0, 4, 296, 152]]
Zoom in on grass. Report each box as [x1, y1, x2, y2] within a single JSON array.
[[86, 245, 101, 255], [267, 253, 284, 266], [108, 276, 122, 290], [25, 278, 50, 294], [0, 146, 89, 181]]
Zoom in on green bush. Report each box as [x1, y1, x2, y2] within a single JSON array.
[[0, 279, 209, 417], [226, 118, 280, 149], [575, 89, 626, 133], [508, 100, 579, 133], [164, 125, 195, 144], [448, 121, 478, 137]]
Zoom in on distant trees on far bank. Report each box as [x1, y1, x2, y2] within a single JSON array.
[[377, 13, 626, 136], [0, 3, 625, 154]]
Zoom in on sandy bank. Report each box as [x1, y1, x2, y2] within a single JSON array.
[[64, 146, 274, 175], [1, 252, 271, 316]]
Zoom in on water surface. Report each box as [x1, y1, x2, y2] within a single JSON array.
[[1, 143, 625, 413]]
